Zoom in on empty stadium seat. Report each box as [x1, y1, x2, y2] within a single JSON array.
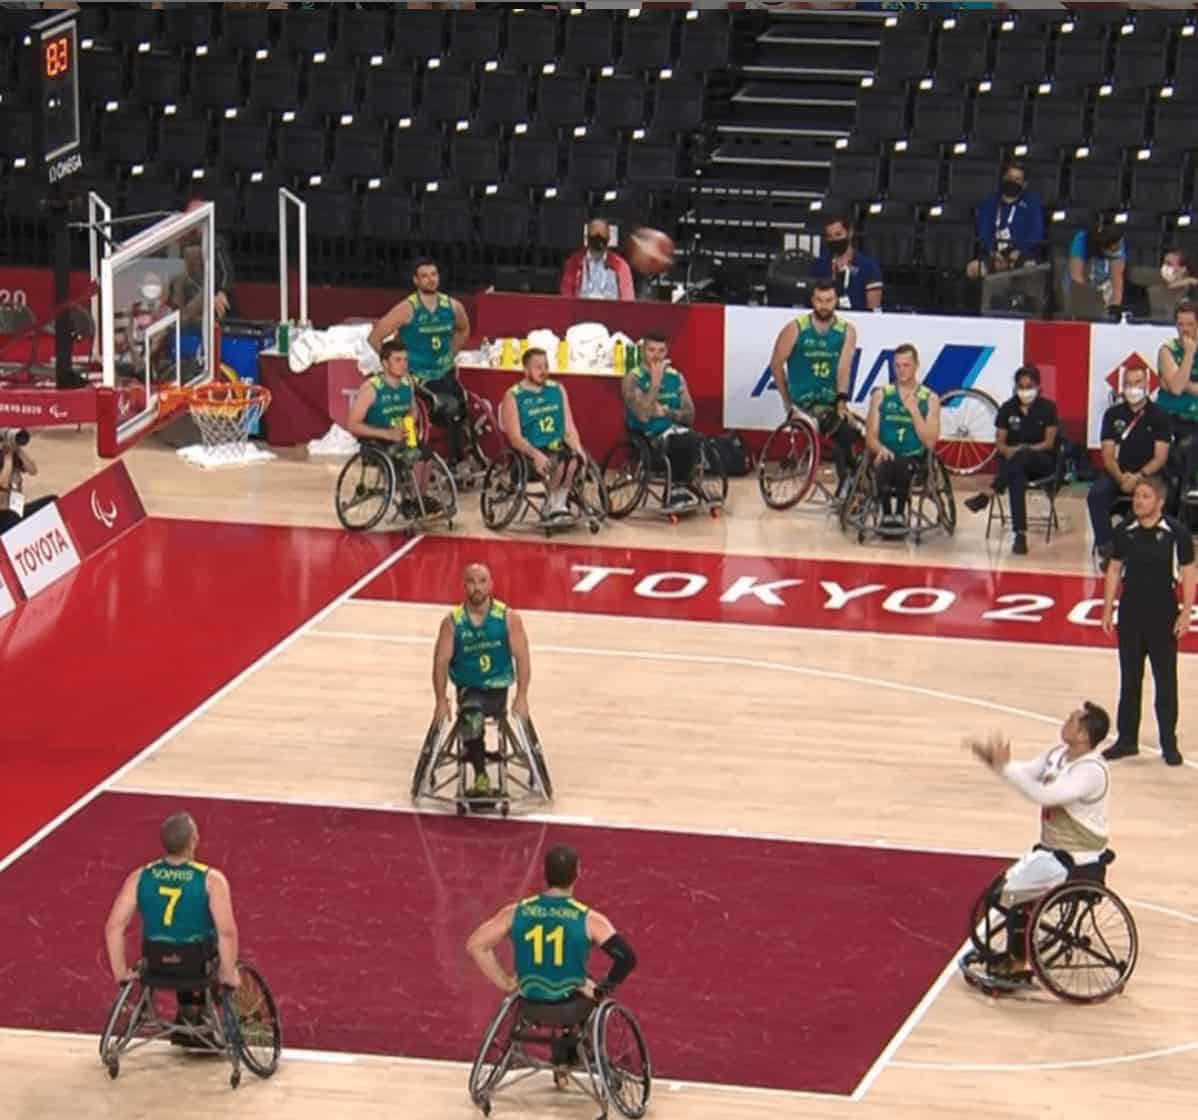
[[852, 81, 908, 142], [332, 125, 387, 182], [934, 31, 990, 84], [479, 184, 532, 248], [651, 77, 704, 133], [1128, 149, 1185, 212], [475, 69, 530, 128], [222, 9, 273, 57], [992, 35, 1049, 87], [922, 214, 976, 272], [419, 68, 473, 123], [335, 8, 390, 63], [449, 10, 502, 65], [100, 111, 153, 168], [123, 176, 178, 217], [972, 82, 1027, 145], [392, 126, 445, 182], [1111, 39, 1169, 90], [911, 85, 968, 145], [248, 60, 301, 115], [0, 109, 31, 158], [1029, 88, 1088, 147], [362, 66, 416, 121], [677, 12, 729, 73], [278, 9, 332, 59], [419, 182, 473, 244], [593, 73, 647, 132], [625, 133, 678, 188], [535, 69, 589, 129], [218, 118, 271, 173], [887, 143, 942, 204], [566, 131, 620, 190], [1010, 143, 1064, 207], [505, 9, 559, 69], [1052, 37, 1109, 86], [563, 13, 616, 71], [392, 10, 446, 64], [875, 31, 930, 83], [1065, 147, 1126, 210], [161, 6, 215, 54], [361, 186, 414, 242], [946, 149, 1001, 206], [276, 123, 328, 179], [620, 12, 673, 72], [81, 49, 129, 105], [862, 202, 918, 269], [508, 127, 561, 188], [1090, 95, 1149, 149], [190, 56, 243, 112], [537, 191, 590, 252], [304, 187, 356, 241], [156, 115, 210, 171], [101, 6, 159, 49], [133, 52, 185, 108], [449, 131, 501, 185], [828, 146, 883, 204], [306, 62, 357, 121]]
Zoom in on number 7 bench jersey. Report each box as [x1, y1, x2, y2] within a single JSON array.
[[510, 893, 592, 1001], [449, 599, 515, 689], [137, 860, 216, 944]]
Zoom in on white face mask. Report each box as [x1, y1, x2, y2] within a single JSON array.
[[1161, 264, 1178, 285], [141, 284, 162, 302], [1016, 387, 1038, 404], [1124, 386, 1146, 404]]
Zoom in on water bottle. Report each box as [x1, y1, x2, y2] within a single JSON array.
[[276, 320, 290, 356], [556, 338, 570, 371], [402, 413, 417, 449], [612, 339, 625, 375]]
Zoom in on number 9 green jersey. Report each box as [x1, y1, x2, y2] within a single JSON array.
[[449, 599, 516, 690]]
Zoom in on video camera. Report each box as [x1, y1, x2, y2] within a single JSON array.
[[0, 429, 30, 447]]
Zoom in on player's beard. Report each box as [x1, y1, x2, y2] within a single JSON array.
[[812, 309, 834, 323]]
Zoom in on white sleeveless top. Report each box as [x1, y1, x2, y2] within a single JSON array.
[[1039, 745, 1110, 853]]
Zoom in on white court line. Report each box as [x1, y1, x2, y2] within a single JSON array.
[[889, 1040, 1198, 1075], [0, 535, 425, 876]]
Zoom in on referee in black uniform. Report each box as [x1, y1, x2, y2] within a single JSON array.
[[1101, 475, 1196, 767]]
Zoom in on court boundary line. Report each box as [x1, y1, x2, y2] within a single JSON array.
[[0, 535, 426, 876]]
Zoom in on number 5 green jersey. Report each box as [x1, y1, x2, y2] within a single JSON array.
[[510, 893, 592, 1001]]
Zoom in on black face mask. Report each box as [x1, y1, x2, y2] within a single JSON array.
[[587, 236, 607, 254], [1000, 178, 1023, 199], [826, 237, 849, 255]]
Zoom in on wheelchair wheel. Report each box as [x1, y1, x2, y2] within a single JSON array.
[[415, 450, 460, 526], [572, 456, 609, 527], [230, 963, 282, 1078], [523, 715, 554, 800], [758, 416, 819, 509], [412, 718, 448, 801], [936, 388, 999, 476], [967, 872, 1015, 965], [481, 448, 527, 531], [460, 390, 502, 485], [838, 456, 873, 534], [469, 993, 523, 1110], [1029, 883, 1139, 1003], [921, 455, 956, 536], [592, 1001, 651, 1120], [335, 445, 396, 532], [98, 978, 142, 1077], [602, 438, 649, 519], [696, 438, 729, 509]]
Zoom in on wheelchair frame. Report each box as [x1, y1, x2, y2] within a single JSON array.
[[838, 449, 957, 544], [335, 439, 459, 534], [480, 446, 609, 537], [411, 708, 553, 816], [602, 429, 727, 524], [98, 957, 281, 1089], [416, 384, 503, 491], [469, 992, 651, 1120], [757, 409, 865, 513], [959, 860, 1139, 1003]]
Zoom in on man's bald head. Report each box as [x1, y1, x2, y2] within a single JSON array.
[[463, 563, 493, 607]]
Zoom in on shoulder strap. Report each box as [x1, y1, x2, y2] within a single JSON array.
[[450, 605, 464, 623], [490, 599, 507, 617]]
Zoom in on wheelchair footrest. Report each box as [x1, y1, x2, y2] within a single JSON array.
[[958, 950, 1036, 996]]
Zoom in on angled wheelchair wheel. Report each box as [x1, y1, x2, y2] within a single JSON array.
[[696, 438, 729, 509], [967, 872, 1015, 965], [523, 715, 554, 800], [98, 978, 143, 1077], [419, 451, 460, 526], [573, 456, 610, 527], [461, 390, 502, 484], [481, 448, 527, 531], [592, 1001, 651, 1120], [838, 455, 873, 534], [412, 718, 449, 801], [229, 964, 282, 1078], [1029, 883, 1139, 1003], [936, 388, 999, 476], [469, 993, 524, 1111], [336, 445, 397, 532], [758, 417, 819, 510], [602, 438, 649, 519], [932, 456, 957, 534]]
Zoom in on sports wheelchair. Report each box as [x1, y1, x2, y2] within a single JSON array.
[[758, 406, 865, 512], [601, 429, 727, 523], [98, 942, 281, 1089], [469, 992, 651, 1120], [417, 381, 502, 490], [481, 446, 608, 536], [411, 704, 553, 816], [838, 448, 957, 543], [959, 849, 1139, 1002]]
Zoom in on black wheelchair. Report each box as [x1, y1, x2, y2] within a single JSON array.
[[411, 705, 553, 816], [98, 942, 281, 1089], [481, 446, 608, 537], [335, 433, 459, 534], [601, 429, 727, 524], [838, 448, 957, 543], [469, 992, 651, 1120], [959, 849, 1139, 1003], [417, 381, 502, 491], [758, 407, 865, 513]]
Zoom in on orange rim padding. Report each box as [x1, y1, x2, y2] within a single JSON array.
[[160, 382, 272, 417]]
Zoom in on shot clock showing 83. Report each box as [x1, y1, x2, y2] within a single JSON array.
[[32, 11, 82, 183]]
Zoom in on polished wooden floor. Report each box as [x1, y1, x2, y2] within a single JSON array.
[[5, 427, 1196, 1120]]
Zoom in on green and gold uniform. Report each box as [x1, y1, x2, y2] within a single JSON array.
[[625, 365, 686, 438], [449, 599, 515, 690], [510, 893, 592, 1002], [510, 381, 567, 451], [398, 292, 456, 381], [785, 314, 846, 408], [363, 374, 418, 450], [137, 860, 216, 944], [877, 384, 931, 457], [1156, 338, 1198, 422]]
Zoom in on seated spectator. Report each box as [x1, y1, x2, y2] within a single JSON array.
[[559, 219, 634, 302], [1156, 301, 1198, 503], [1065, 212, 1126, 318], [1146, 249, 1198, 322], [0, 432, 55, 535], [963, 365, 1058, 556], [622, 331, 702, 511], [1088, 365, 1171, 569], [811, 215, 883, 312], [967, 161, 1045, 280]]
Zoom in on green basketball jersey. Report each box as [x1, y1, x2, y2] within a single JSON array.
[[785, 314, 845, 407], [363, 374, 415, 435], [625, 365, 684, 437], [137, 860, 217, 944], [1155, 339, 1198, 421], [449, 598, 515, 690], [398, 292, 455, 381], [510, 381, 566, 450], [510, 893, 592, 1002], [877, 384, 930, 457]]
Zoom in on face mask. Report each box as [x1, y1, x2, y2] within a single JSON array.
[[1124, 386, 1146, 404], [587, 236, 607, 254], [1016, 387, 1037, 404], [826, 238, 849, 255], [1000, 179, 1023, 199], [141, 284, 162, 302], [1162, 264, 1179, 284]]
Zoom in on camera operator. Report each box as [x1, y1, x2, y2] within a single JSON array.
[[0, 430, 55, 536]]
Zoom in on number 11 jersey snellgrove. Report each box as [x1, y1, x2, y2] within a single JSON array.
[[510, 893, 592, 1002], [136, 860, 216, 943]]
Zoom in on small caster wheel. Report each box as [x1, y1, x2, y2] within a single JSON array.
[[106, 1059, 119, 1080], [456, 802, 467, 816], [480, 1100, 492, 1118], [231, 1070, 241, 1090], [857, 531, 866, 544], [446, 518, 455, 531], [710, 507, 721, 519], [589, 521, 600, 534], [500, 802, 510, 818]]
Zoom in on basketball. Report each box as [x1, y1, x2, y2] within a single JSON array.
[[626, 227, 676, 276]]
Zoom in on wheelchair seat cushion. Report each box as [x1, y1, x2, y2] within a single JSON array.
[[142, 940, 218, 989], [520, 995, 594, 1028]]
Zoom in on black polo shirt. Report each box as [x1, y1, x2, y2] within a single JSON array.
[[1112, 514, 1195, 614], [1099, 401, 1171, 473], [996, 395, 1058, 448]]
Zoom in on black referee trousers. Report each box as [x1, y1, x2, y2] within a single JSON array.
[[1116, 607, 1179, 751]]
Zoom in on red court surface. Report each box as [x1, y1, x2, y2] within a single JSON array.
[[357, 536, 1198, 652], [0, 791, 1006, 1097], [0, 519, 405, 861]]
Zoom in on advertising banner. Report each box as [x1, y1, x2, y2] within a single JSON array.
[[1086, 321, 1174, 448], [1, 502, 80, 598], [55, 459, 146, 560]]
